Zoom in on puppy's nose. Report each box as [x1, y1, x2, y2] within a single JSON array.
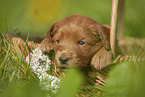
[[59, 57, 69, 64]]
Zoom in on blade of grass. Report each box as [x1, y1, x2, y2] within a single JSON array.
[[0, 47, 10, 75]]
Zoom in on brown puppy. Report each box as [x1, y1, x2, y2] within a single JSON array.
[[40, 15, 112, 70]]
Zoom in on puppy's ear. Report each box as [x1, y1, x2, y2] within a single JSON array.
[[91, 24, 112, 70], [97, 25, 110, 51], [91, 47, 112, 70], [40, 22, 58, 53], [40, 38, 53, 53], [46, 22, 58, 38]]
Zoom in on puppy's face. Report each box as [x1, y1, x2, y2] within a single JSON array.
[[40, 15, 111, 69], [53, 24, 103, 68]]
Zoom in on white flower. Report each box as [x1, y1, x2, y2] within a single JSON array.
[[26, 47, 60, 95]]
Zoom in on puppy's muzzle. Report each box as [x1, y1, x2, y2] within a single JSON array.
[[59, 57, 69, 64]]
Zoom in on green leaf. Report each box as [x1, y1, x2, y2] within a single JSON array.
[[56, 67, 84, 97], [103, 62, 145, 97]]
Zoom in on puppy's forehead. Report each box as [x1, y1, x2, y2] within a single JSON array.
[[53, 15, 101, 41], [59, 24, 83, 33], [57, 24, 84, 39]]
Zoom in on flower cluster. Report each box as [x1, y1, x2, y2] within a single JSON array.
[[26, 47, 60, 95]]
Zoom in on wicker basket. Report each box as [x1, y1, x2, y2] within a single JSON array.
[[5, 35, 145, 96]]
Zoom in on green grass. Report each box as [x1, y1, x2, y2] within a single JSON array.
[[0, 33, 84, 97], [0, 33, 41, 97]]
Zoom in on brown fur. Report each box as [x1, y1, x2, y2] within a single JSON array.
[[40, 15, 112, 70]]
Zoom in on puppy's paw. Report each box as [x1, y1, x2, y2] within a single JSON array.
[[91, 47, 112, 70], [40, 38, 53, 53]]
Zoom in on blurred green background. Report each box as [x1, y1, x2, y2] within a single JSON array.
[[0, 0, 145, 38]]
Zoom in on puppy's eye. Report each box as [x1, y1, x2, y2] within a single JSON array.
[[78, 41, 85, 46], [56, 40, 60, 44]]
